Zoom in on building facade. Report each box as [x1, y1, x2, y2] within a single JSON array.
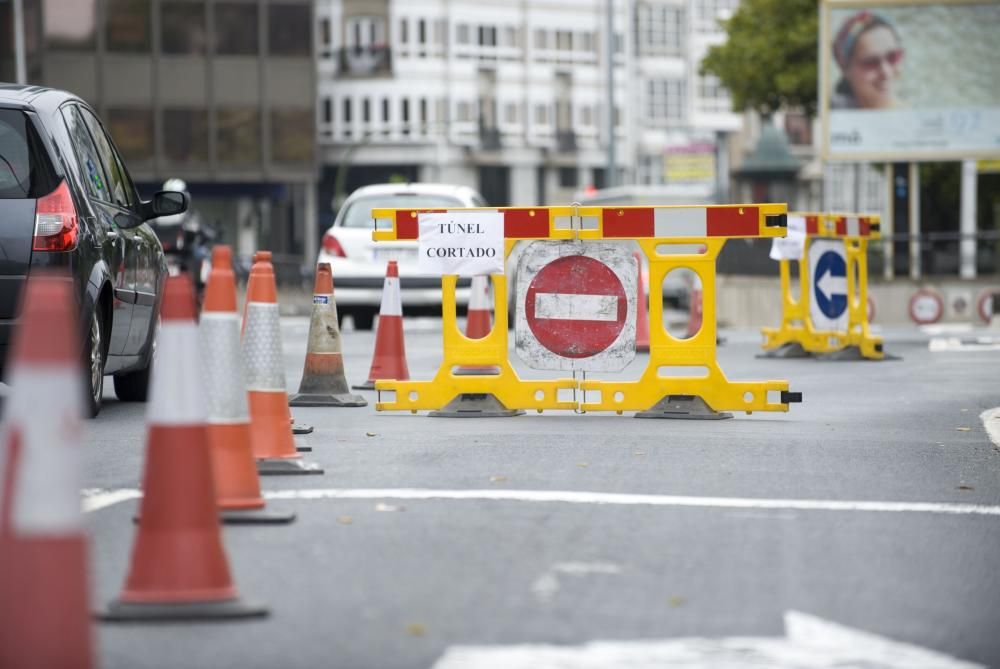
[[1, 0, 320, 266]]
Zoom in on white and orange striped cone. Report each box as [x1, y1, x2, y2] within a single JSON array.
[[634, 252, 650, 352], [243, 251, 313, 436], [354, 260, 410, 390], [0, 274, 94, 667], [454, 275, 501, 375], [243, 256, 323, 475], [102, 275, 267, 621], [202, 246, 295, 524], [289, 263, 367, 407]]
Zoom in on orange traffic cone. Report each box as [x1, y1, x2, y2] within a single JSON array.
[[634, 252, 650, 352], [354, 260, 410, 390], [102, 275, 267, 620], [289, 263, 366, 406], [243, 255, 323, 475], [202, 246, 295, 524], [454, 275, 501, 375], [0, 274, 94, 667], [242, 250, 313, 437]]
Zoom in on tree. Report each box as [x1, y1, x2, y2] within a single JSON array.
[[700, 0, 819, 117]]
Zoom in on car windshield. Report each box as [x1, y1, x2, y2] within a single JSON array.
[[340, 194, 467, 228]]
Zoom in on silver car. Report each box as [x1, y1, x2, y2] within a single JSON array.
[[317, 183, 488, 329]]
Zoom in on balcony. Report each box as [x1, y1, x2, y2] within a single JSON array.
[[338, 46, 392, 77], [556, 129, 577, 153]]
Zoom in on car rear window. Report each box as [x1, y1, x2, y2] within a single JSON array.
[[340, 194, 466, 228], [0, 109, 54, 199]]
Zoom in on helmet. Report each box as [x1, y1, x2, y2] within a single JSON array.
[[162, 178, 188, 193]]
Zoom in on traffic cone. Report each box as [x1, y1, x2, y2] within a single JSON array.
[[242, 250, 313, 437], [202, 246, 295, 524], [354, 261, 410, 390], [454, 274, 501, 375], [0, 274, 94, 668], [101, 275, 267, 621], [634, 252, 650, 352], [243, 255, 323, 475], [289, 263, 367, 406]]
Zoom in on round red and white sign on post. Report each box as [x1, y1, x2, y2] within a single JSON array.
[[909, 288, 944, 325], [515, 241, 637, 371]]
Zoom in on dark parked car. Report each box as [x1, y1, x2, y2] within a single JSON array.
[[0, 84, 186, 416]]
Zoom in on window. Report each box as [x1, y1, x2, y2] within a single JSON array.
[[580, 32, 594, 53], [105, 0, 150, 53], [161, 2, 207, 55], [556, 30, 572, 51], [163, 109, 208, 164], [647, 79, 686, 122], [216, 108, 260, 165], [638, 3, 684, 55], [346, 16, 385, 48], [534, 104, 549, 125], [322, 98, 332, 124], [61, 106, 112, 202], [382, 98, 391, 123], [581, 106, 593, 126], [0, 111, 34, 198], [457, 24, 470, 44], [534, 29, 547, 50], [43, 0, 96, 50], [343, 98, 352, 125], [433, 19, 446, 45], [697, 74, 731, 113], [319, 17, 331, 49], [558, 167, 578, 188], [505, 102, 518, 124], [457, 101, 472, 122], [214, 3, 258, 55], [399, 18, 408, 44], [503, 26, 518, 48], [478, 26, 496, 47], [362, 98, 371, 123], [269, 3, 311, 56], [418, 19, 426, 44], [401, 99, 410, 134], [419, 98, 428, 125], [696, 0, 738, 31], [106, 109, 153, 163], [271, 109, 313, 163], [79, 107, 135, 208]]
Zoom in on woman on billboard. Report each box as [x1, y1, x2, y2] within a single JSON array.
[[831, 10, 905, 109]]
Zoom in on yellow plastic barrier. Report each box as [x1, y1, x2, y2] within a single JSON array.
[[371, 203, 801, 417], [761, 213, 884, 360]]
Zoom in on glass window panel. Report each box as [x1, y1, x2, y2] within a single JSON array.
[[271, 109, 314, 163], [162, 2, 207, 56], [79, 107, 135, 207], [43, 0, 96, 50], [163, 108, 208, 163], [214, 3, 258, 56], [105, 0, 150, 53], [106, 108, 153, 164], [216, 107, 260, 165], [268, 3, 311, 56], [61, 106, 112, 202]]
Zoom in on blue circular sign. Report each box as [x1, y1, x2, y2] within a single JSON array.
[[814, 250, 847, 319]]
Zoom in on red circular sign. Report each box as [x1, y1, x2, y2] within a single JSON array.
[[977, 290, 996, 324], [525, 255, 627, 358], [908, 288, 944, 325]]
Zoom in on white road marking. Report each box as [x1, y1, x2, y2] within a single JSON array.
[[430, 610, 983, 669], [531, 562, 622, 603], [929, 336, 1000, 352], [80, 487, 1000, 517], [534, 294, 619, 322], [981, 408, 1000, 449]]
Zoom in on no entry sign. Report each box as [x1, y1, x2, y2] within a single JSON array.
[[515, 241, 637, 371]]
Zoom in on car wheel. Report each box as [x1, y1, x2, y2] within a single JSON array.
[[84, 305, 106, 418], [353, 310, 375, 331], [114, 364, 151, 402]]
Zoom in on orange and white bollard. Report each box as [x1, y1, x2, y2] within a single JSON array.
[[0, 274, 94, 667], [289, 263, 366, 406], [102, 274, 267, 620], [355, 260, 410, 390]]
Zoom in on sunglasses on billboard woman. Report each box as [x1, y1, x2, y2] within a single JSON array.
[[857, 48, 904, 73]]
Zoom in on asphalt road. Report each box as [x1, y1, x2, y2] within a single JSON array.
[[81, 318, 1000, 669]]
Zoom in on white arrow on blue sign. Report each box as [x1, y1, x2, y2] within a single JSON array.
[[809, 239, 849, 331]]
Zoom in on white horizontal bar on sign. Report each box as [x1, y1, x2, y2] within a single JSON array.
[[535, 293, 618, 322], [654, 207, 707, 237]]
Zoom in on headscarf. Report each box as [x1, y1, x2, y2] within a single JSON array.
[[832, 10, 899, 70]]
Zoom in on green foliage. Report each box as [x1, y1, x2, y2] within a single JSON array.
[[700, 0, 819, 117]]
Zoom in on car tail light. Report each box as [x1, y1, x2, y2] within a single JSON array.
[[33, 180, 79, 252], [322, 231, 346, 258]]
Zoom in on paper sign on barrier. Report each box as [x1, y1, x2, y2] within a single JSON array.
[[417, 211, 505, 276], [769, 215, 807, 261]]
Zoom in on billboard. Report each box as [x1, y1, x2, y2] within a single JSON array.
[[664, 142, 716, 184], [821, 0, 1000, 161]]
